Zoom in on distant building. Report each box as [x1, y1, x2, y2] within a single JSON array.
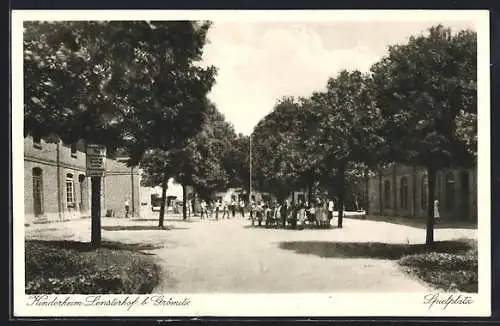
[[24, 136, 149, 224], [367, 164, 477, 222], [214, 188, 247, 203]]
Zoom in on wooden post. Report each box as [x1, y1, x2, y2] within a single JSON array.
[[91, 176, 102, 248], [87, 144, 106, 249]]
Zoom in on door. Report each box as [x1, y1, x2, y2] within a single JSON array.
[[32, 168, 43, 216], [78, 174, 86, 212]]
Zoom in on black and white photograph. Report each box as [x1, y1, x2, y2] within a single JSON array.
[[12, 10, 490, 317]]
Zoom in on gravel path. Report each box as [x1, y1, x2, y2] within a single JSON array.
[[25, 214, 476, 293]]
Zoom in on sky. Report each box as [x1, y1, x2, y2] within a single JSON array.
[[200, 20, 476, 136]]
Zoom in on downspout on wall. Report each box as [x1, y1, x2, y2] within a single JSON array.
[[131, 167, 135, 216], [56, 141, 62, 220]]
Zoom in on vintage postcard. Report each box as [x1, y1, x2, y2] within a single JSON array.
[[12, 10, 490, 317]]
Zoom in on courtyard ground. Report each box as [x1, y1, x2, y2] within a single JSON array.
[[25, 212, 477, 293]]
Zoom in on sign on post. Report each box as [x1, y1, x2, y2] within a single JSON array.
[[86, 144, 106, 177]]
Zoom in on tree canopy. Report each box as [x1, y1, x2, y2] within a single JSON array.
[[24, 20, 217, 158], [370, 25, 477, 243]]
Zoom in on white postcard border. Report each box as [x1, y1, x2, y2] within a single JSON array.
[[12, 9, 491, 317]]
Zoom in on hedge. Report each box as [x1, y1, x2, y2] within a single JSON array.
[[25, 241, 160, 294]]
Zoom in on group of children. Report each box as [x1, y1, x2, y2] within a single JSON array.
[[195, 197, 337, 229], [249, 198, 336, 229], [198, 198, 246, 220]]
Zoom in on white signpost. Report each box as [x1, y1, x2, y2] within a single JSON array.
[[86, 144, 106, 248], [86, 144, 106, 177]]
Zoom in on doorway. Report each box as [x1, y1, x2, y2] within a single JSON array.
[[78, 174, 86, 212], [32, 168, 43, 217]]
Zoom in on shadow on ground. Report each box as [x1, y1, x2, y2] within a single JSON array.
[[347, 215, 477, 230], [278, 240, 475, 260], [26, 239, 163, 252], [102, 225, 190, 231], [130, 218, 197, 223], [244, 225, 339, 230]]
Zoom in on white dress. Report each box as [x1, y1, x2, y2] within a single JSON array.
[[434, 200, 440, 219]]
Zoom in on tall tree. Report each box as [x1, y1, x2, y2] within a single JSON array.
[[117, 21, 217, 225], [24, 21, 127, 150], [171, 104, 236, 219], [370, 25, 477, 244], [252, 97, 320, 201], [310, 70, 384, 227], [224, 133, 251, 192], [138, 149, 176, 227], [24, 21, 217, 231]]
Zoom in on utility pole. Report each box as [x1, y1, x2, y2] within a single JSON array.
[[87, 144, 106, 248], [249, 134, 252, 202]]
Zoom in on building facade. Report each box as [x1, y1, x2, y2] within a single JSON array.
[[367, 164, 477, 222], [24, 136, 144, 224]]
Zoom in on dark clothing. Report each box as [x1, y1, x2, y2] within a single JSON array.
[[280, 203, 288, 227]]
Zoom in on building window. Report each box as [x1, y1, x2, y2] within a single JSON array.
[[33, 136, 42, 149], [384, 180, 391, 209], [400, 177, 408, 209], [32, 167, 44, 216], [421, 175, 428, 210], [446, 172, 456, 210], [66, 173, 75, 208], [71, 143, 77, 158]]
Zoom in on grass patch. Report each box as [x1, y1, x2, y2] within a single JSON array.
[[399, 239, 478, 292], [25, 240, 161, 294], [279, 238, 478, 292], [279, 240, 473, 260]]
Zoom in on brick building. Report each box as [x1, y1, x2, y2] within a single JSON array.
[[24, 136, 144, 224], [367, 164, 477, 222]]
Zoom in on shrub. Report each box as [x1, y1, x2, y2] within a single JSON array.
[[399, 249, 478, 271], [25, 241, 160, 294], [399, 248, 478, 293]]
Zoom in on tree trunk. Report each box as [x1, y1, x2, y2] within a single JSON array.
[[363, 167, 369, 214], [182, 184, 187, 221], [90, 176, 102, 248], [337, 164, 346, 228], [308, 180, 314, 202], [426, 166, 437, 245], [158, 174, 168, 228]]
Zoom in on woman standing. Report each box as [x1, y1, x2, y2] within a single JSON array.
[[434, 197, 440, 222]]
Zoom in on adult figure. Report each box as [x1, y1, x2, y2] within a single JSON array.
[[186, 198, 192, 217], [257, 200, 265, 226], [230, 198, 236, 218], [215, 199, 221, 220], [124, 198, 130, 218], [304, 200, 310, 222], [249, 199, 255, 220], [222, 201, 229, 219], [280, 199, 289, 228], [297, 200, 306, 229], [239, 199, 245, 217], [316, 198, 328, 228], [308, 200, 317, 227], [200, 200, 207, 220], [328, 198, 334, 222], [434, 197, 440, 222]]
